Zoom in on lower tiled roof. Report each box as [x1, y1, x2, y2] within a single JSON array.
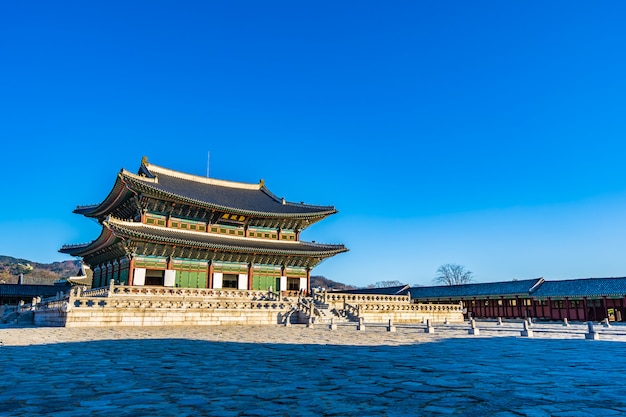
[[532, 277, 626, 298], [329, 285, 410, 296], [0, 284, 69, 297], [409, 278, 544, 299]]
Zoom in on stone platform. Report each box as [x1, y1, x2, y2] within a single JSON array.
[[6, 285, 464, 327]]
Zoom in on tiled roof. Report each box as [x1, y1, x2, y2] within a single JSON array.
[[329, 285, 410, 296], [409, 278, 544, 299], [532, 277, 626, 298], [61, 218, 348, 258], [0, 284, 68, 297], [125, 162, 337, 217]]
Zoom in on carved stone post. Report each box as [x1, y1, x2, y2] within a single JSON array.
[[585, 321, 599, 340], [520, 319, 534, 338], [468, 318, 480, 335], [425, 319, 435, 334], [357, 317, 365, 331], [329, 318, 337, 331]]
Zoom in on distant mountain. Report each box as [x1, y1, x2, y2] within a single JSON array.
[[310, 275, 357, 291], [0, 256, 81, 284]]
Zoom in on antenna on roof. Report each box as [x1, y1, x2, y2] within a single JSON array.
[[206, 151, 210, 178]]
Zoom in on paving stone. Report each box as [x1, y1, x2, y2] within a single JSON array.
[[2, 323, 626, 415]]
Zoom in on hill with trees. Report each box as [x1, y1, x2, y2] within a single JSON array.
[[310, 275, 357, 291], [0, 256, 81, 284]]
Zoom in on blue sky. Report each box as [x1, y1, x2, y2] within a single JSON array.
[[1, 1, 626, 287]]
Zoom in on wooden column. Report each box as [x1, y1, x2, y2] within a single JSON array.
[[306, 267, 311, 295], [128, 259, 135, 286], [207, 261, 213, 289], [248, 263, 254, 291]]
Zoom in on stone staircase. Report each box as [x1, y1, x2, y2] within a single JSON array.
[[312, 300, 354, 324]]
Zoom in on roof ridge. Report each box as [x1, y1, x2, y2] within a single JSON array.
[[143, 162, 261, 191]]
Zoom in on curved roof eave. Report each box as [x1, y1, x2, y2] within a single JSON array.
[[73, 172, 135, 219], [59, 228, 119, 257], [106, 218, 347, 258]]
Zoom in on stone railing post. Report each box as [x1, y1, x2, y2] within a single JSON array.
[[497, 317, 503, 326], [425, 319, 435, 334], [520, 319, 534, 338], [357, 317, 365, 331], [468, 318, 480, 335], [602, 318, 611, 328], [585, 321, 599, 340], [329, 317, 337, 331], [563, 318, 569, 327]]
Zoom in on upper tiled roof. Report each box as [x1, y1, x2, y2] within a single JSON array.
[[130, 161, 337, 217], [532, 277, 626, 298], [74, 159, 339, 221], [409, 278, 544, 299]]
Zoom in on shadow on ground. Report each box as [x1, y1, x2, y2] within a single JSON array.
[[1, 337, 626, 416]]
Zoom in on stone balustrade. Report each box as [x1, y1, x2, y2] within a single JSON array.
[[342, 300, 464, 324], [80, 287, 109, 297], [31, 284, 300, 327], [313, 290, 411, 306], [108, 284, 278, 301]]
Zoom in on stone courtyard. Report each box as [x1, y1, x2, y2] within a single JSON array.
[[2, 322, 626, 416]]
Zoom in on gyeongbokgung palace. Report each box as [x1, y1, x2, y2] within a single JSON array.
[[61, 157, 348, 293]]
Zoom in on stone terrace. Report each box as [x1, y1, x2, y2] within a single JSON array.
[[2, 321, 626, 416]]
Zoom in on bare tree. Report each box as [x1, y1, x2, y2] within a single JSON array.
[[433, 264, 474, 286], [367, 280, 406, 289]]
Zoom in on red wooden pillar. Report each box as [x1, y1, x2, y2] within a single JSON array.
[[207, 261, 214, 289], [128, 259, 135, 286], [248, 263, 254, 291], [306, 267, 311, 295], [602, 297, 608, 321], [582, 298, 588, 321]]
